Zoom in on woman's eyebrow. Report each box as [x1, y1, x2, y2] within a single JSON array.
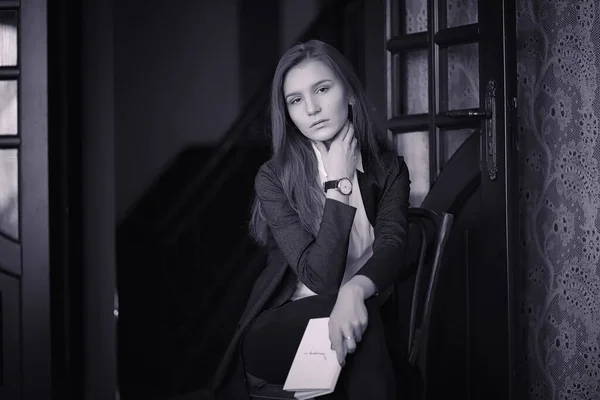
[[284, 79, 333, 100]]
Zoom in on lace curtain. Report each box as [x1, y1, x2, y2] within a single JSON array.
[[518, 0, 600, 399]]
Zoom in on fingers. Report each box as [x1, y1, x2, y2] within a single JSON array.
[[336, 341, 346, 365], [332, 120, 351, 144], [341, 316, 369, 357], [349, 316, 367, 342], [328, 287, 370, 367], [329, 324, 364, 365], [344, 334, 357, 354], [313, 140, 327, 154], [329, 322, 345, 366], [350, 322, 362, 343], [341, 121, 354, 145]]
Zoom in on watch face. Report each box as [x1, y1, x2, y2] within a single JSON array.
[[338, 178, 352, 195]]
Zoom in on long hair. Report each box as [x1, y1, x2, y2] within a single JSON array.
[[249, 39, 392, 245]]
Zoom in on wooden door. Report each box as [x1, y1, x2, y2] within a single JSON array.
[[0, 1, 51, 399], [364, 0, 520, 399]]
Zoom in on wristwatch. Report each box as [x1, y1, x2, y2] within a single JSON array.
[[323, 178, 353, 195]]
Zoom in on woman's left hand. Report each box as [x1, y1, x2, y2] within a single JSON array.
[[328, 283, 369, 366]]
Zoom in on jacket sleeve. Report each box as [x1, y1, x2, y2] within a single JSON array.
[[254, 164, 356, 295], [355, 156, 410, 293]]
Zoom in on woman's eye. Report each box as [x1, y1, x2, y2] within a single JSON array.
[[290, 98, 301, 105], [317, 87, 329, 94]]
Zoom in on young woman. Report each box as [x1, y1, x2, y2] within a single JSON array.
[[212, 39, 411, 399]]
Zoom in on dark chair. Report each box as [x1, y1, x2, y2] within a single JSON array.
[[246, 207, 454, 400], [385, 208, 454, 399]]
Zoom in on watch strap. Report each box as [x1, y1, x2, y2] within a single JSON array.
[[323, 180, 339, 192]]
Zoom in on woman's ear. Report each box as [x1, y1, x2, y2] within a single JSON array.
[[349, 96, 356, 106]]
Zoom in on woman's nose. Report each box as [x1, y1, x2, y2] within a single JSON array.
[[305, 98, 321, 115]]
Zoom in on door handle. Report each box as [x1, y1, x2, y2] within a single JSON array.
[[445, 108, 490, 118], [443, 82, 497, 180], [484, 79, 497, 181]]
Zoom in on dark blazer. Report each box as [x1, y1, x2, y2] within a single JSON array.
[[211, 148, 411, 399]]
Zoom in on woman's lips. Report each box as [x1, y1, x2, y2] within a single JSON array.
[[311, 119, 329, 128]]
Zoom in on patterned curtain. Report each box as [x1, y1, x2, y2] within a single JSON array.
[[517, 0, 600, 399]]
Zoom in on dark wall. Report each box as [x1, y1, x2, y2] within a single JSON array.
[[81, 0, 117, 398], [239, 0, 280, 103], [114, 0, 324, 221], [114, 1, 241, 220]]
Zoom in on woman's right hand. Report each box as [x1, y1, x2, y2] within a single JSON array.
[[313, 120, 358, 180]]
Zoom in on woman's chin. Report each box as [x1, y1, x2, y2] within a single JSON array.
[[312, 128, 339, 143]]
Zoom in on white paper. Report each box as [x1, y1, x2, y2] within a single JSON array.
[[283, 317, 342, 399]]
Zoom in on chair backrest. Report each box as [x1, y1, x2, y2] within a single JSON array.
[[381, 207, 453, 399], [408, 208, 453, 362], [396, 208, 453, 391]]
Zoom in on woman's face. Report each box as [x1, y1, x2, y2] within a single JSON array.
[[283, 59, 351, 143]]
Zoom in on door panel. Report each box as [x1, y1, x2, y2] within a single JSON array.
[[0, 1, 51, 399], [0, 236, 19, 275], [403, 0, 428, 34], [0, 273, 20, 399], [369, 0, 519, 399], [0, 80, 18, 135], [439, 127, 475, 166], [0, 5, 23, 398], [445, 43, 479, 111], [401, 50, 429, 115], [0, 149, 19, 241], [396, 130, 430, 206], [446, 0, 478, 28]]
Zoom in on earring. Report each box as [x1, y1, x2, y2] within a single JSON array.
[[349, 97, 355, 106]]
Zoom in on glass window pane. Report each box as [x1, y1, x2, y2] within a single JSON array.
[[440, 128, 476, 168], [0, 81, 18, 135], [402, 50, 428, 115], [0, 11, 17, 66], [447, 43, 479, 111], [396, 131, 429, 206], [0, 149, 18, 240], [447, 0, 478, 28], [404, 0, 427, 34]]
